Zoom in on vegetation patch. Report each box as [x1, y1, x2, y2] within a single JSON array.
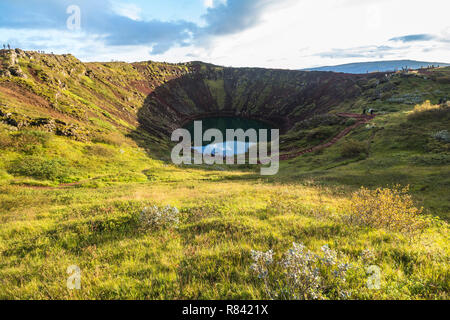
[[0, 51, 449, 299], [84, 144, 116, 157], [408, 100, 449, 121], [432, 130, 450, 143], [344, 186, 429, 235], [251, 243, 355, 300], [7, 156, 78, 182], [139, 205, 181, 230], [340, 140, 368, 159]]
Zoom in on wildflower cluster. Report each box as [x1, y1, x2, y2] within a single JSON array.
[[387, 93, 423, 105], [140, 205, 180, 230], [360, 248, 376, 264], [432, 130, 450, 143], [281, 243, 323, 300], [250, 250, 274, 279], [250, 243, 353, 300]]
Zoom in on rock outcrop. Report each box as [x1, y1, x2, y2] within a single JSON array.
[[0, 49, 27, 78]]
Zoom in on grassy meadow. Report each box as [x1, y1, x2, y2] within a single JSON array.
[[0, 50, 449, 299], [0, 102, 449, 299], [0, 177, 448, 299]]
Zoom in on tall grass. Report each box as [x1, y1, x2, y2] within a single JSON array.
[[7, 156, 77, 182], [0, 130, 51, 154], [340, 140, 368, 158]]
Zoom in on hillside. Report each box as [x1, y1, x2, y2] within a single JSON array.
[[303, 60, 450, 74], [0, 49, 449, 300]]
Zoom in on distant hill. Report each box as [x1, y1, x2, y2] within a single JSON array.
[[302, 60, 450, 74]]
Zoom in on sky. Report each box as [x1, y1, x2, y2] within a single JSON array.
[[0, 0, 449, 69]]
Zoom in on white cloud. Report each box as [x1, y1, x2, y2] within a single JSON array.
[[203, 0, 227, 9], [4, 0, 449, 68], [165, 0, 450, 69], [111, 2, 142, 21], [203, 0, 214, 8]]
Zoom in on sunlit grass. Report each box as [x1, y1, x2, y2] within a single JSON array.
[[0, 55, 449, 299], [0, 177, 448, 299]]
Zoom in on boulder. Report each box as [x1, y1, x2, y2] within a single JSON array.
[[9, 66, 27, 78], [14, 48, 26, 57]]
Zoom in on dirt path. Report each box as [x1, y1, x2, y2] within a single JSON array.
[[279, 113, 375, 161]]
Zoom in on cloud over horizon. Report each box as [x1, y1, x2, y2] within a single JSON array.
[[0, 0, 292, 55], [0, 0, 449, 68]]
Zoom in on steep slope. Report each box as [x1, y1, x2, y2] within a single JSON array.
[[0, 49, 396, 139], [0, 49, 449, 197], [2, 49, 449, 143], [139, 62, 388, 136], [0, 49, 191, 141]]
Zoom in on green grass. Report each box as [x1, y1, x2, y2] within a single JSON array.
[[205, 79, 226, 109], [0, 180, 447, 299], [0, 53, 449, 299], [275, 103, 450, 219], [0, 106, 448, 299]]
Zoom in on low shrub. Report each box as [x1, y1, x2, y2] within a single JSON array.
[[7, 156, 76, 182], [0, 131, 13, 149], [251, 243, 353, 300], [344, 186, 428, 234], [92, 132, 129, 146], [411, 100, 441, 113], [340, 140, 368, 158], [84, 144, 116, 157], [139, 205, 180, 230], [408, 101, 449, 121], [432, 130, 450, 143], [306, 126, 336, 142], [0, 130, 51, 153], [0, 169, 12, 182], [295, 114, 343, 130]]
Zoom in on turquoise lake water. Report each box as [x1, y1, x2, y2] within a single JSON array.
[[185, 117, 273, 156]]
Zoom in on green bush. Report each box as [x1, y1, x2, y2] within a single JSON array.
[[139, 205, 180, 230], [84, 144, 116, 157], [345, 118, 357, 126], [7, 156, 76, 182], [0, 131, 13, 149], [340, 140, 368, 158], [306, 126, 336, 142], [408, 102, 449, 122], [92, 132, 129, 146], [11, 130, 52, 154]]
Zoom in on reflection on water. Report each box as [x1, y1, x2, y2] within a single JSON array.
[[192, 141, 256, 156], [185, 117, 273, 156]]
